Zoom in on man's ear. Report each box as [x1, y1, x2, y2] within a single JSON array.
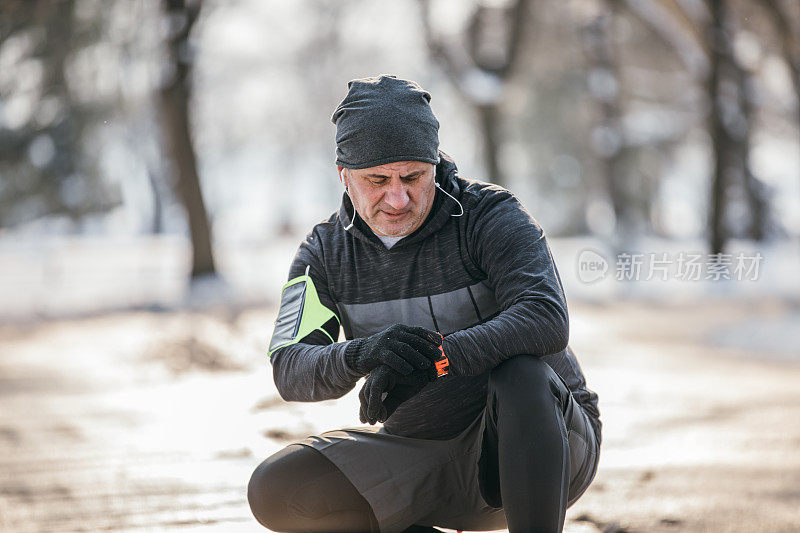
[[337, 165, 347, 187]]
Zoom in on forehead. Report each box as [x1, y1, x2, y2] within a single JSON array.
[[352, 161, 434, 176]]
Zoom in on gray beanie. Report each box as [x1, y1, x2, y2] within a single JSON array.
[[331, 75, 440, 169]]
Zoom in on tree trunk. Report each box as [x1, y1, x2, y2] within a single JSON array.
[[419, 0, 530, 187], [159, 0, 215, 279], [734, 66, 768, 241], [761, 0, 800, 206], [476, 104, 503, 187], [707, 0, 731, 255], [762, 0, 800, 127], [582, 4, 630, 235], [146, 165, 165, 235]]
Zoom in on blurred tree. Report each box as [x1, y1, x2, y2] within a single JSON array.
[[0, 0, 118, 227], [624, 0, 771, 252], [419, 0, 530, 187], [147, 164, 166, 235], [707, 0, 733, 254], [761, 0, 800, 129], [580, 2, 633, 237], [705, 0, 768, 252], [159, 0, 216, 279], [281, 0, 345, 237]]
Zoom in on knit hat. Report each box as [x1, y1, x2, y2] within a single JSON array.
[[331, 75, 440, 169]]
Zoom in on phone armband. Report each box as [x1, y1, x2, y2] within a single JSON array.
[[267, 266, 340, 358]]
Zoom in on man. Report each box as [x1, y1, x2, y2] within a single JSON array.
[[248, 75, 601, 533]]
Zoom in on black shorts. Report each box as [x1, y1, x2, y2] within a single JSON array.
[[297, 387, 600, 532]]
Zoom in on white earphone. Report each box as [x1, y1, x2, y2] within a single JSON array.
[[435, 181, 464, 217]]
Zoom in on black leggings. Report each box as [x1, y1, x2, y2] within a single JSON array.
[[247, 444, 378, 532], [248, 355, 592, 532]]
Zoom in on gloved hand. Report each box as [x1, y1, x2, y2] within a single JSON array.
[[359, 364, 437, 424], [344, 324, 442, 377]]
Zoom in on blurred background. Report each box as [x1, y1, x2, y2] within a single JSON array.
[[0, 0, 798, 532]]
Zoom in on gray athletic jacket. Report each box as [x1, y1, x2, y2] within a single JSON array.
[[268, 152, 601, 441]]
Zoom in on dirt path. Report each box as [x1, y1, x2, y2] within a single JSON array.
[[0, 300, 798, 532], [568, 300, 800, 532]]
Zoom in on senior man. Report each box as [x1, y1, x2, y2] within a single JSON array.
[[248, 75, 601, 533]]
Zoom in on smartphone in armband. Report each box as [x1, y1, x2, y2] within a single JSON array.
[[268, 265, 340, 358]]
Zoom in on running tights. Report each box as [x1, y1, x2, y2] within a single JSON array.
[[248, 355, 579, 532]]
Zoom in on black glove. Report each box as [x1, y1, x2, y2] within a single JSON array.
[[345, 324, 442, 377], [359, 364, 437, 424]]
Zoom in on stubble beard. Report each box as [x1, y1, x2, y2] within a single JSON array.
[[378, 215, 418, 237], [374, 186, 431, 237]]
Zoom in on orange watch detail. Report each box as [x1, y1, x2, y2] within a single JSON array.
[[434, 333, 449, 377]]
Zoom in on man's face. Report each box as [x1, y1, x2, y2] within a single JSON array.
[[341, 161, 436, 237]]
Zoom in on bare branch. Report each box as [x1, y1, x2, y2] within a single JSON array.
[[623, 0, 709, 78]]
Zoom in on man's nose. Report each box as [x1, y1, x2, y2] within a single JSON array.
[[383, 180, 410, 210]]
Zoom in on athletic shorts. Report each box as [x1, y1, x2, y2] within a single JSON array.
[[297, 393, 600, 532]]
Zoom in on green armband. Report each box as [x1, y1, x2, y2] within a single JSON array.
[[267, 265, 340, 358]]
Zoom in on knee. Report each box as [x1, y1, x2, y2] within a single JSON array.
[[489, 354, 551, 388], [489, 355, 565, 404], [247, 452, 294, 531], [247, 459, 280, 530]]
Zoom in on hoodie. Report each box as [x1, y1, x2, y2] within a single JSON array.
[[269, 152, 601, 441]]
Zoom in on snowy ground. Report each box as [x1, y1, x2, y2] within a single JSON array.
[[1, 297, 799, 532]]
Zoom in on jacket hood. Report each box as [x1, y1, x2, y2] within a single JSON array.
[[337, 150, 462, 249]]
